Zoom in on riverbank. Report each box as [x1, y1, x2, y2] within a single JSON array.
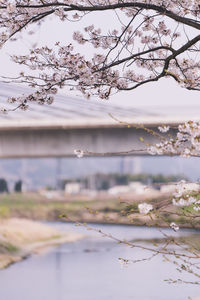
[[0, 192, 200, 228], [0, 218, 83, 269]]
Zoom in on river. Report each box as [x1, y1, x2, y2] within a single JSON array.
[[0, 222, 199, 300]]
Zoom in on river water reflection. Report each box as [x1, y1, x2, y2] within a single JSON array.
[[0, 222, 199, 300]]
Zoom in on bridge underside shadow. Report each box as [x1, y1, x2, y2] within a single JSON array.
[[0, 126, 177, 158]]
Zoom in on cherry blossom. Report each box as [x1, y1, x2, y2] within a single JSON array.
[[158, 125, 170, 133], [171, 180, 200, 207], [170, 222, 179, 232], [193, 201, 200, 211], [0, 1, 198, 106], [147, 121, 200, 158], [138, 203, 153, 214], [74, 149, 84, 158]]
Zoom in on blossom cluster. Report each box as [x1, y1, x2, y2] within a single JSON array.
[[158, 125, 170, 133], [170, 222, 179, 232], [138, 202, 153, 214], [0, 0, 198, 106], [169, 180, 200, 213], [9, 42, 132, 105], [148, 121, 200, 157], [74, 149, 84, 158], [172, 180, 199, 207]]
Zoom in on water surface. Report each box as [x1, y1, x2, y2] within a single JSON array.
[[0, 222, 199, 300]]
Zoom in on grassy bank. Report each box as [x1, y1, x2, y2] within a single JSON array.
[[0, 218, 82, 269], [0, 192, 123, 221], [0, 192, 200, 228]]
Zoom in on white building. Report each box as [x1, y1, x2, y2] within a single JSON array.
[[65, 183, 81, 195], [108, 185, 130, 195], [108, 182, 157, 195], [128, 182, 147, 194], [160, 184, 177, 194]]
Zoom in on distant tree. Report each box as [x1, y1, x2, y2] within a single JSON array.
[[0, 178, 9, 193], [100, 180, 110, 190], [14, 180, 22, 193]]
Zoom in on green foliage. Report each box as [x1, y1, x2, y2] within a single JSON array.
[[0, 241, 18, 254], [0, 206, 10, 218]]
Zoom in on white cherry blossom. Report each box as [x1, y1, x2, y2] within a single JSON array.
[[74, 149, 84, 158], [158, 126, 170, 133], [172, 181, 199, 207], [193, 201, 200, 211], [138, 203, 153, 214], [170, 222, 179, 232]]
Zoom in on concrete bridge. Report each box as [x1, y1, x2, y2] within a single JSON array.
[[0, 82, 198, 158]]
